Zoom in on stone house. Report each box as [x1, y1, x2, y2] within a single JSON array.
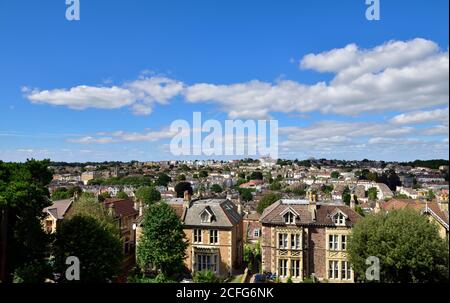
[[260, 198, 361, 283]]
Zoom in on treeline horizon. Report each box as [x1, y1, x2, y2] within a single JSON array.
[[0, 158, 449, 170]]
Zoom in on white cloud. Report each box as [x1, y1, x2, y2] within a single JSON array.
[[186, 39, 448, 118], [24, 77, 185, 115], [66, 127, 178, 144], [25, 86, 136, 110], [390, 107, 449, 125], [23, 38, 449, 120], [67, 136, 115, 144], [278, 120, 448, 160], [301, 38, 439, 84]]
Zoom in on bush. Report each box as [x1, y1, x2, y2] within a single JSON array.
[[193, 270, 222, 283]]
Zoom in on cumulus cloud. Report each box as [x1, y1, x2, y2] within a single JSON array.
[[390, 107, 449, 125], [24, 38, 448, 120], [25, 86, 136, 110], [24, 77, 185, 115], [186, 38, 448, 118]]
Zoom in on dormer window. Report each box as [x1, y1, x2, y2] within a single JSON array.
[[284, 211, 296, 225], [281, 207, 299, 225], [200, 208, 215, 223], [333, 212, 346, 226]]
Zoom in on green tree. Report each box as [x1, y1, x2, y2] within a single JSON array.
[[292, 188, 306, 197], [116, 190, 129, 199], [51, 187, 71, 200], [342, 186, 351, 206], [66, 194, 119, 235], [331, 171, 340, 179], [269, 181, 282, 191], [427, 189, 436, 201], [0, 160, 53, 283], [348, 209, 449, 283], [367, 187, 378, 201], [257, 192, 281, 214], [210, 184, 223, 193], [239, 188, 253, 202], [98, 191, 112, 202], [54, 215, 123, 282], [174, 182, 193, 198], [199, 170, 208, 179], [135, 186, 161, 205], [137, 202, 188, 277], [250, 171, 263, 180], [176, 174, 186, 181], [155, 173, 171, 187]]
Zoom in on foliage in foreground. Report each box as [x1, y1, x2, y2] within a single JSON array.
[[54, 215, 123, 282], [193, 270, 222, 283], [137, 202, 188, 276], [348, 209, 449, 283]]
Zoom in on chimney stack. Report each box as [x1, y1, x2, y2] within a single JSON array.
[[237, 194, 243, 215], [309, 191, 317, 216], [183, 190, 191, 209], [139, 201, 144, 217], [350, 194, 356, 210]]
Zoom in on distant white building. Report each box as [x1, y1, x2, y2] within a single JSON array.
[[260, 157, 276, 168]]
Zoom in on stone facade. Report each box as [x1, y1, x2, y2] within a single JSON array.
[[260, 199, 361, 283]]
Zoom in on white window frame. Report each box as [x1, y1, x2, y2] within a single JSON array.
[[341, 261, 351, 280], [196, 254, 218, 273], [278, 233, 288, 249], [201, 211, 211, 223], [253, 228, 260, 238], [291, 234, 301, 250], [341, 235, 347, 251], [209, 229, 219, 244], [278, 259, 288, 277], [333, 212, 346, 226], [284, 212, 296, 224], [328, 234, 339, 251], [193, 229, 203, 244], [328, 260, 339, 280], [292, 259, 301, 278]]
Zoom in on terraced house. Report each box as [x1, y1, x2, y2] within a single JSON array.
[[260, 196, 361, 283]]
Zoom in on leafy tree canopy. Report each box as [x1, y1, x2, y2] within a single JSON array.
[[257, 192, 281, 214], [348, 209, 449, 283], [54, 215, 123, 282], [135, 186, 161, 205], [137, 202, 188, 276], [0, 160, 53, 282], [210, 184, 223, 193], [174, 182, 193, 198]]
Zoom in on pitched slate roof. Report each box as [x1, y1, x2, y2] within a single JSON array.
[[183, 199, 242, 228], [44, 199, 73, 220], [260, 199, 361, 227]]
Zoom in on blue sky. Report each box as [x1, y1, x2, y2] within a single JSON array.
[[0, 0, 448, 162]]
